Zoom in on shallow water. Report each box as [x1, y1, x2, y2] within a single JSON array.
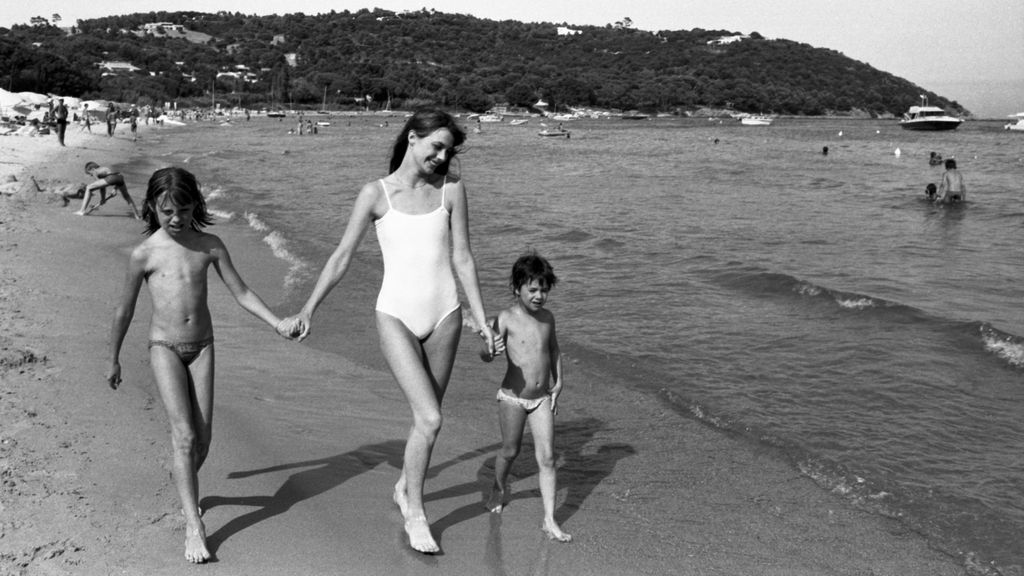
[[133, 114, 1024, 569]]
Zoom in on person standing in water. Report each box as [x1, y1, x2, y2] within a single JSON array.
[[283, 108, 497, 554], [936, 158, 967, 204]]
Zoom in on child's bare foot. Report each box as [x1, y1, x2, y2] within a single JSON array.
[[485, 487, 506, 513], [185, 522, 211, 563], [74, 210, 86, 216], [542, 518, 572, 543], [404, 514, 439, 554], [392, 485, 409, 518]]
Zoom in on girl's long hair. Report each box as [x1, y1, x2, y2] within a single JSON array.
[[388, 108, 466, 175], [141, 167, 214, 235]]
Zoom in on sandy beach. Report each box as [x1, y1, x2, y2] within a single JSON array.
[[0, 121, 971, 575]]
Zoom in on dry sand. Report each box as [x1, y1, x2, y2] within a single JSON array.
[[0, 122, 973, 575]]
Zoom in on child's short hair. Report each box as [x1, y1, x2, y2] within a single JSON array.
[[141, 167, 214, 235], [84, 161, 99, 173], [945, 158, 957, 170], [510, 251, 558, 293], [926, 183, 937, 196]]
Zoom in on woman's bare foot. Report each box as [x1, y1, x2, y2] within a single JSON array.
[[185, 521, 211, 563], [542, 518, 572, 543], [392, 485, 409, 518], [485, 487, 506, 513], [404, 514, 439, 554]]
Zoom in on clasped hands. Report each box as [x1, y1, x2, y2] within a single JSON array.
[[275, 314, 311, 341]]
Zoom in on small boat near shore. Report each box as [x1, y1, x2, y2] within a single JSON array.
[[538, 128, 570, 138], [509, 118, 529, 126], [899, 96, 962, 131], [740, 115, 773, 126], [1005, 113, 1024, 131], [621, 111, 650, 120]]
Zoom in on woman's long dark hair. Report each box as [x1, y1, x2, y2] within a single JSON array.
[[388, 108, 466, 175]]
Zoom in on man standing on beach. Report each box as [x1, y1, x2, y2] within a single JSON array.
[[55, 98, 68, 146], [106, 106, 117, 137]]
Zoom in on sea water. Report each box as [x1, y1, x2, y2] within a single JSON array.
[[130, 114, 1024, 569]]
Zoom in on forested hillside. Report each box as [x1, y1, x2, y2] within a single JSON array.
[[0, 8, 969, 116]]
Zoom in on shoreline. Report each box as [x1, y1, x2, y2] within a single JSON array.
[[0, 123, 969, 575]]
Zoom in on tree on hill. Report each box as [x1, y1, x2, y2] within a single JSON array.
[[0, 9, 968, 117]]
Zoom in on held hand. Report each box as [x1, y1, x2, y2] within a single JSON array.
[[295, 311, 313, 342], [478, 324, 498, 357], [276, 316, 304, 340], [107, 363, 122, 390], [549, 384, 562, 415]]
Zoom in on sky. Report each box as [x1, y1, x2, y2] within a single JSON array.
[[4, 0, 1022, 117]]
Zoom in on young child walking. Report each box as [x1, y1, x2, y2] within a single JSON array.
[[481, 252, 572, 542], [106, 166, 296, 563]]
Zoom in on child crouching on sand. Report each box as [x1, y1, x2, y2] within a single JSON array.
[[106, 166, 298, 563], [481, 252, 572, 542]]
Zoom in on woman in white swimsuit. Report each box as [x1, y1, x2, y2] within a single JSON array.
[[286, 108, 497, 554]]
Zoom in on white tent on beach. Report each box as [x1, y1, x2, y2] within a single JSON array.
[[1, 89, 96, 119]]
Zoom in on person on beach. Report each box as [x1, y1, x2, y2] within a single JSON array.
[[480, 252, 572, 542], [130, 115, 138, 141], [282, 108, 497, 554], [75, 161, 142, 218], [54, 98, 68, 146], [936, 158, 966, 205], [106, 106, 117, 137], [106, 166, 298, 564]]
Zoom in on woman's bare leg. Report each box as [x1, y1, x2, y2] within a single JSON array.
[[377, 309, 461, 553]]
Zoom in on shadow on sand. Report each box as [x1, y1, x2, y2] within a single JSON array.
[[427, 417, 637, 547]]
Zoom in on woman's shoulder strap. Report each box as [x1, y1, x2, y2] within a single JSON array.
[[378, 178, 393, 209]]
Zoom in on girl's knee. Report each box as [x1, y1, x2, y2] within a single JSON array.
[[413, 410, 443, 437], [170, 427, 198, 454], [499, 443, 521, 462]]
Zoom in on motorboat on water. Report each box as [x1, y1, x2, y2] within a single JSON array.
[[740, 115, 773, 126], [537, 128, 570, 138], [509, 118, 529, 126], [899, 96, 962, 131], [1005, 113, 1024, 131]]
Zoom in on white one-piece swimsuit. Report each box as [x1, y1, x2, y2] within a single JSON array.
[[374, 178, 460, 339]]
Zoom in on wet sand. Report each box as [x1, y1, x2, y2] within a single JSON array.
[[0, 122, 967, 575]]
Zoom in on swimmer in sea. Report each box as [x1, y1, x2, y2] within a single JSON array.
[[936, 159, 966, 205], [481, 252, 572, 543]]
